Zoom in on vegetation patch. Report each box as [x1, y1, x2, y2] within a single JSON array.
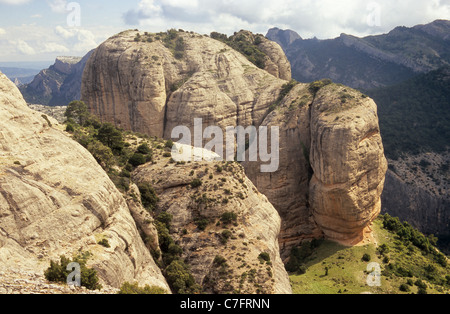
[[44, 252, 102, 291], [289, 216, 449, 294], [118, 282, 167, 294], [365, 66, 450, 159], [210, 31, 267, 69]]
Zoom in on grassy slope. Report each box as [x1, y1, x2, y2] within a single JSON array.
[[290, 218, 450, 294]]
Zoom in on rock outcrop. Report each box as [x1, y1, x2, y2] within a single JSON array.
[[308, 84, 388, 245], [244, 82, 388, 252], [81, 29, 288, 139], [0, 72, 169, 292], [132, 153, 292, 294], [266, 28, 302, 50]]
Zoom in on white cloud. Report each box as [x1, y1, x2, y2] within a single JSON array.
[[54, 26, 98, 53], [55, 25, 75, 39], [123, 0, 450, 38], [48, 0, 68, 14], [0, 28, 6, 35], [0, 0, 32, 4], [11, 39, 36, 55], [42, 42, 70, 53]]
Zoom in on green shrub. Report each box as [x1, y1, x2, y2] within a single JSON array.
[[66, 123, 75, 133], [155, 221, 173, 253], [138, 182, 159, 212], [220, 229, 233, 244], [44, 254, 102, 291], [87, 140, 114, 171], [98, 238, 110, 248], [213, 255, 228, 267], [165, 260, 200, 294], [211, 31, 267, 69], [258, 252, 271, 263], [399, 283, 410, 292], [129, 153, 147, 168], [195, 218, 209, 231], [190, 179, 202, 188], [285, 241, 317, 273], [156, 212, 173, 229], [362, 253, 372, 262], [220, 212, 237, 225], [137, 143, 152, 155], [415, 279, 427, 290], [65, 100, 90, 126], [308, 79, 333, 96], [118, 282, 167, 294], [96, 122, 125, 155]]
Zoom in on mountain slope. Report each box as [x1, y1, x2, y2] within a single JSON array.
[[0, 71, 170, 292], [365, 65, 450, 159], [82, 29, 388, 255], [267, 20, 450, 90], [19, 51, 93, 106], [289, 215, 449, 294]]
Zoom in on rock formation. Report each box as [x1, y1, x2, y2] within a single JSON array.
[[81, 29, 388, 255], [382, 169, 450, 244], [132, 154, 292, 294], [243, 82, 388, 252], [81, 29, 289, 139], [0, 72, 169, 292], [266, 28, 302, 50], [308, 84, 388, 245]]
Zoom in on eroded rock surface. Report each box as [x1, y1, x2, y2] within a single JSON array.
[[132, 156, 292, 294], [244, 83, 388, 252], [0, 72, 169, 292], [81, 30, 289, 139]]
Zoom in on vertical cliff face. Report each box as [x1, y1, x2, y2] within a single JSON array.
[[308, 85, 388, 245], [243, 82, 388, 252], [382, 170, 450, 241], [0, 72, 169, 291]]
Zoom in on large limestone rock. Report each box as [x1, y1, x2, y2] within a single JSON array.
[[244, 82, 388, 252], [309, 84, 388, 245], [81, 30, 289, 139], [0, 72, 169, 292], [132, 152, 292, 294]]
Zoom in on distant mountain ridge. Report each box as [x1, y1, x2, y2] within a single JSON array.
[[19, 51, 93, 106], [0, 67, 40, 86], [267, 19, 450, 89]]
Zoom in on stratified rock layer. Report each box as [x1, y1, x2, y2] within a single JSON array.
[[309, 84, 388, 245]]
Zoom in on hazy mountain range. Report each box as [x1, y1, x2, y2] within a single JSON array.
[[267, 19, 450, 90]]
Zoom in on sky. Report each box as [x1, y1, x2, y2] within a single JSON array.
[[0, 0, 449, 63]]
